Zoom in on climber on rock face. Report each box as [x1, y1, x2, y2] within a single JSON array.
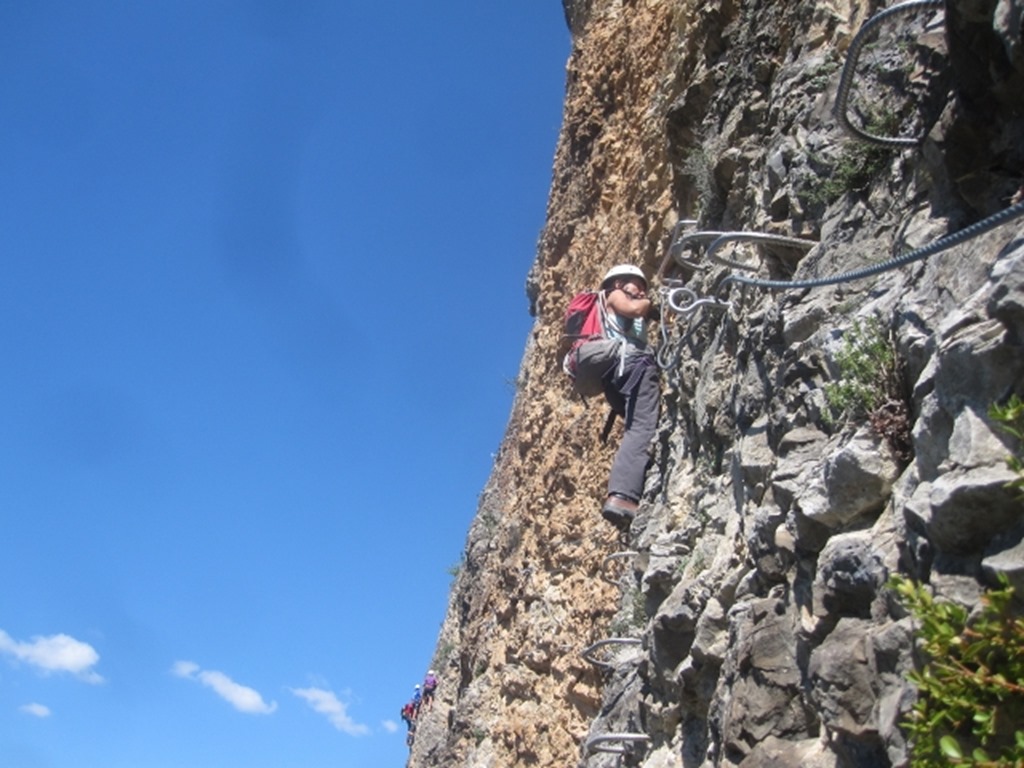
[[562, 264, 661, 531], [401, 700, 417, 747], [422, 669, 438, 711], [596, 264, 661, 530], [412, 683, 422, 715], [401, 700, 416, 731]]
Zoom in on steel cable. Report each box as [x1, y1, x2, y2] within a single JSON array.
[[720, 199, 1024, 291], [834, 0, 946, 148]]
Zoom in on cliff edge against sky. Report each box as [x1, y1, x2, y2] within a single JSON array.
[[410, 1, 1024, 766]]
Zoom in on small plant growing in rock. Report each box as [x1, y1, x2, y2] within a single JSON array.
[[610, 585, 647, 635], [806, 57, 841, 91], [689, 547, 708, 576], [478, 509, 498, 534], [989, 395, 1024, 497], [682, 146, 717, 217], [805, 108, 900, 205], [631, 586, 646, 628], [675, 554, 690, 575], [824, 316, 912, 461], [891, 575, 1024, 766], [824, 316, 895, 419]]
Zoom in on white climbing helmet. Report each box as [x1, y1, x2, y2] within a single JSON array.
[[601, 264, 648, 289], [428, 670, 436, 676]]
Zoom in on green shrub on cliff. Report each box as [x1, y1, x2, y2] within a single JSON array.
[[824, 316, 914, 461], [892, 576, 1024, 766], [805, 109, 900, 205], [824, 316, 896, 421], [989, 395, 1024, 498]]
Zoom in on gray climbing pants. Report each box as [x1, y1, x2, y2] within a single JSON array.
[[604, 353, 660, 502]]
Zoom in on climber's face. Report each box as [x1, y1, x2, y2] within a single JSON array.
[[616, 276, 647, 298]]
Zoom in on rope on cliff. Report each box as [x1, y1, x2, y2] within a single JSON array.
[[581, 638, 643, 669], [584, 733, 651, 756], [834, 0, 946, 148], [719, 198, 1024, 292]]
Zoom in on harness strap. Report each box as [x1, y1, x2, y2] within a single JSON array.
[[599, 351, 655, 443], [600, 409, 617, 444], [620, 350, 655, 395]]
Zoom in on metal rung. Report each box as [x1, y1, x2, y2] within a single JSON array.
[[585, 733, 651, 755], [706, 232, 818, 271], [657, 219, 699, 276], [669, 230, 727, 271], [601, 551, 639, 584], [665, 286, 731, 315], [581, 638, 643, 669]]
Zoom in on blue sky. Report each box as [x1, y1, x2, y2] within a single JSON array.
[[0, 3, 569, 766]]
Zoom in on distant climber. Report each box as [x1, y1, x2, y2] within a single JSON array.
[[401, 699, 417, 747], [401, 700, 417, 732], [562, 264, 660, 531], [422, 669, 438, 711], [412, 683, 422, 715]]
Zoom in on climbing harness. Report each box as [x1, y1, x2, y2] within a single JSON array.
[[581, 638, 643, 670], [719, 198, 1024, 292], [584, 733, 651, 756], [834, 0, 946, 148]]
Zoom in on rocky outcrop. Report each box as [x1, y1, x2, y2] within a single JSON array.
[[410, 1, 1024, 767]]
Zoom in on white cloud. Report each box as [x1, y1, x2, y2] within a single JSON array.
[[20, 703, 52, 718], [291, 686, 369, 736], [382, 719, 398, 733], [172, 660, 277, 715], [0, 629, 103, 683], [171, 660, 199, 678]]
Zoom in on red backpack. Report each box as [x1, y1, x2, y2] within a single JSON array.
[[561, 290, 625, 401], [563, 291, 604, 344], [560, 291, 603, 384]]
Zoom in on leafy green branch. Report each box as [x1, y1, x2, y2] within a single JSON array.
[[891, 575, 1024, 766]]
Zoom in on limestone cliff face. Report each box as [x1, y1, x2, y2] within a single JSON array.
[[410, 1, 1024, 767]]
